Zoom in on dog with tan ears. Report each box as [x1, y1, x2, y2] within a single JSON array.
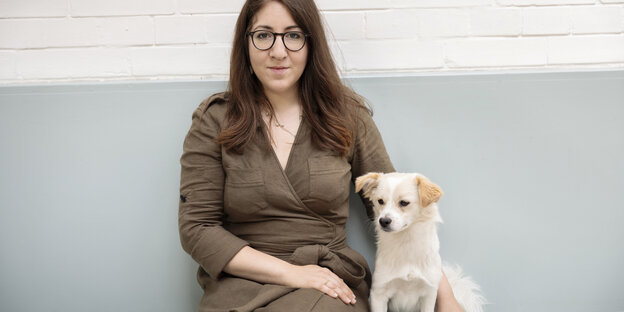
[[355, 172, 485, 312]]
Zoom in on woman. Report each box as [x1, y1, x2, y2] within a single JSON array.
[[178, 0, 463, 311]]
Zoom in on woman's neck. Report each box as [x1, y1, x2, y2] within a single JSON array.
[[264, 87, 300, 113]]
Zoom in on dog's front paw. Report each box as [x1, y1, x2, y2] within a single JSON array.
[[369, 290, 389, 312]]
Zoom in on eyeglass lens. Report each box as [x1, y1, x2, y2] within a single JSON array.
[[252, 31, 306, 51]]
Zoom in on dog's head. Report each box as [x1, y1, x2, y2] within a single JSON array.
[[355, 172, 443, 233]]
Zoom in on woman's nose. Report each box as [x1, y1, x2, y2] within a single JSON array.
[[269, 36, 288, 59]]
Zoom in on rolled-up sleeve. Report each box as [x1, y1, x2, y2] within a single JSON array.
[[178, 96, 248, 280]]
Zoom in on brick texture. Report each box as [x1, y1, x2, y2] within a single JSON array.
[[548, 35, 624, 64], [0, 0, 622, 83], [470, 8, 522, 36], [0, 52, 17, 80], [0, 0, 67, 18], [522, 7, 571, 35], [16, 48, 130, 79], [445, 38, 548, 68], [69, 0, 174, 17]]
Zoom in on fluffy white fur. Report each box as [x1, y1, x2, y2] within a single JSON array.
[[355, 172, 485, 312]]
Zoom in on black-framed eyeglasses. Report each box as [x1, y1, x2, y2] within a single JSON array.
[[247, 30, 310, 52]]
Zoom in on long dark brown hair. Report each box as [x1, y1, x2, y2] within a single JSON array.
[[217, 0, 368, 157]]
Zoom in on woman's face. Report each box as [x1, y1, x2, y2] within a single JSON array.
[[248, 1, 309, 97]]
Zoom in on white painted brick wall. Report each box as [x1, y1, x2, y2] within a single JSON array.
[[498, 0, 595, 5], [0, 0, 623, 84], [390, 0, 491, 8], [570, 6, 622, 34], [0, 17, 154, 49], [315, 0, 391, 11], [323, 12, 365, 40], [548, 35, 624, 64], [522, 7, 571, 35], [0, 51, 16, 80], [130, 46, 231, 75], [0, 0, 67, 18], [445, 38, 548, 68], [418, 10, 471, 38], [69, 0, 175, 17], [470, 8, 522, 36], [339, 39, 444, 70], [365, 10, 419, 39], [178, 0, 245, 14], [154, 15, 238, 44], [17, 48, 130, 79]]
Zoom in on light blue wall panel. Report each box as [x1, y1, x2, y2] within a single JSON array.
[[1, 70, 623, 311]]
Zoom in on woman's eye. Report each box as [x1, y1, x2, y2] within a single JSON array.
[[399, 200, 410, 207], [286, 32, 301, 39], [256, 32, 271, 39], [377, 199, 384, 205]]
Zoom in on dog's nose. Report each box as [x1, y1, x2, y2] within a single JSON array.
[[379, 217, 392, 228]]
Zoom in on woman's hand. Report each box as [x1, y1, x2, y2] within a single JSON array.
[[282, 264, 356, 305], [224, 247, 356, 304]]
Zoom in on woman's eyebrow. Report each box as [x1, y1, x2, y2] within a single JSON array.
[[253, 25, 302, 31], [253, 25, 273, 31]]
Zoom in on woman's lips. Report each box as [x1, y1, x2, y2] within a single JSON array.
[[269, 67, 288, 74]]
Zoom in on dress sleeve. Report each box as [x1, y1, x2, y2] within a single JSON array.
[[351, 107, 395, 179], [178, 96, 249, 280], [351, 107, 396, 218]]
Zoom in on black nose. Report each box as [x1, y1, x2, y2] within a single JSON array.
[[379, 217, 392, 228]]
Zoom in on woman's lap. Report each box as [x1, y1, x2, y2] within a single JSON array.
[[197, 273, 370, 312], [254, 288, 369, 312]]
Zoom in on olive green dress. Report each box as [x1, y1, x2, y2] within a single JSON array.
[[178, 93, 395, 312]]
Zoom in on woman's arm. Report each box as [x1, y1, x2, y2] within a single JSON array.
[[223, 246, 357, 305], [179, 97, 251, 280], [435, 271, 464, 312]]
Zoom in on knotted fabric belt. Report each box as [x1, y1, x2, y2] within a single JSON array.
[[288, 244, 367, 289]]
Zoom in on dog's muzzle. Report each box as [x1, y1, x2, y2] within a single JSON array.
[[379, 217, 393, 231]]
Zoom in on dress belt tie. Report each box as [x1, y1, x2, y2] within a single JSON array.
[[288, 244, 367, 289]]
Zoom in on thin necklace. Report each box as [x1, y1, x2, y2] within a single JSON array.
[[265, 111, 302, 141]]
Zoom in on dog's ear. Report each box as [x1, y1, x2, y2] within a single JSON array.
[[415, 176, 443, 207], [355, 172, 381, 198]]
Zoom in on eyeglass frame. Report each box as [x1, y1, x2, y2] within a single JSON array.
[[247, 30, 311, 52]]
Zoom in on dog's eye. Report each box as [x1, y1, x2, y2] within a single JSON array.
[[377, 199, 384, 205], [399, 200, 410, 207]]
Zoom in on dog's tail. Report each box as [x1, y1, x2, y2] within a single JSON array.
[[442, 263, 487, 312]]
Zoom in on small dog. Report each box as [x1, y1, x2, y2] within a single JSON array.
[[355, 172, 485, 312]]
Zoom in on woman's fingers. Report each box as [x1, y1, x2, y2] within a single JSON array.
[[319, 283, 338, 298], [323, 275, 356, 304], [329, 273, 355, 303], [292, 265, 356, 304], [333, 284, 355, 304], [319, 283, 354, 305]]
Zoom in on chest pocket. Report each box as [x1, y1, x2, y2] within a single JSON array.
[[224, 167, 268, 219], [308, 156, 351, 203]]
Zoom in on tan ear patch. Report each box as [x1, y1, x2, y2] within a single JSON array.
[[416, 176, 443, 207], [355, 172, 381, 198]]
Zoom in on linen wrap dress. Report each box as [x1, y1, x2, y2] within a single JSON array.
[[178, 93, 395, 312]]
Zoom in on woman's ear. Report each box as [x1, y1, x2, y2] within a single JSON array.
[[415, 176, 443, 207], [355, 172, 381, 198]]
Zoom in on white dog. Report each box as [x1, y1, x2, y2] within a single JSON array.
[[355, 172, 485, 312]]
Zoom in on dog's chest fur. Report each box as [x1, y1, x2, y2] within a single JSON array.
[[386, 276, 437, 311], [372, 221, 443, 311]]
